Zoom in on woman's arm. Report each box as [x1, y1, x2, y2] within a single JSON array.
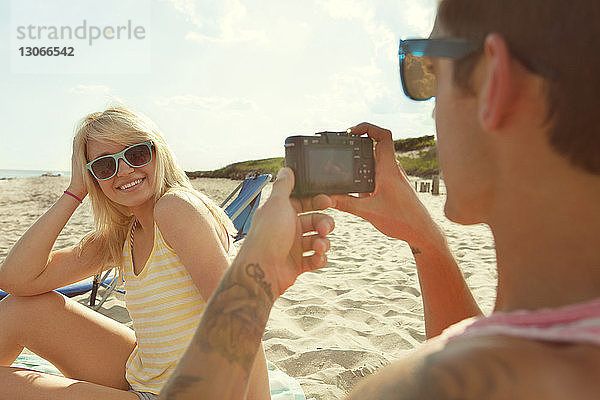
[[0, 190, 107, 295], [154, 191, 271, 400], [0, 146, 106, 295]]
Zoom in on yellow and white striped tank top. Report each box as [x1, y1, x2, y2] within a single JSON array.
[[122, 222, 206, 394]]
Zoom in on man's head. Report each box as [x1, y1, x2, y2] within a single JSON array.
[[402, 0, 600, 224], [436, 0, 600, 175]]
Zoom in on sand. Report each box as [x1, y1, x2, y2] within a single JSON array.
[[0, 176, 497, 400]]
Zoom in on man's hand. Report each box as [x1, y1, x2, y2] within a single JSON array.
[[329, 123, 481, 338], [243, 167, 335, 297], [330, 122, 439, 247]]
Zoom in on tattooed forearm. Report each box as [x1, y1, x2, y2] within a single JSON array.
[[159, 261, 275, 399], [193, 262, 274, 373], [246, 263, 274, 303], [411, 246, 422, 255]]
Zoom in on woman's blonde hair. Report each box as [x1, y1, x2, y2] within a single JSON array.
[[73, 106, 235, 274]]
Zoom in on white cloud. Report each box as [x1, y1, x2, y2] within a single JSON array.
[[167, 0, 203, 28], [317, 0, 436, 50], [402, 0, 437, 37], [296, 62, 394, 131], [69, 84, 111, 94], [316, 0, 371, 20], [67, 85, 127, 108], [169, 0, 268, 44], [156, 94, 257, 112], [316, 0, 398, 73]]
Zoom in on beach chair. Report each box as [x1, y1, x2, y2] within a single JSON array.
[[86, 173, 272, 309], [0, 272, 117, 302], [89, 269, 123, 310], [220, 173, 271, 241]]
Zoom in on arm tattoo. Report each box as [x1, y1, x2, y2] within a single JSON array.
[[246, 263, 274, 303], [193, 262, 274, 373], [411, 246, 422, 255], [415, 351, 517, 399], [348, 350, 517, 400]]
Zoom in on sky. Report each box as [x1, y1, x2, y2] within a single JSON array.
[[1, 0, 437, 172]]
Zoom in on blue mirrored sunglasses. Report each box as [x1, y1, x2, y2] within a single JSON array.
[[86, 141, 154, 181], [398, 38, 479, 101]]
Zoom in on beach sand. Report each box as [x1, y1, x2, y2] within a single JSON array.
[[0, 176, 497, 399]]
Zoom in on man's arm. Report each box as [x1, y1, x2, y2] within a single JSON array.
[[160, 258, 276, 399], [160, 168, 334, 399], [410, 229, 482, 338], [331, 122, 482, 338]]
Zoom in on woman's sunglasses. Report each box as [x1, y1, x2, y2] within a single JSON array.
[[399, 38, 479, 101], [86, 141, 154, 181]]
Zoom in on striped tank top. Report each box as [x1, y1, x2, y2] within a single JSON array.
[[122, 222, 206, 394]]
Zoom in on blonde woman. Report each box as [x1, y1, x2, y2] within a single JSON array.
[[0, 107, 271, 399]]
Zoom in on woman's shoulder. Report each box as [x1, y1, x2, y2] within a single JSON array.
[[154, 188, 212, 222], [154, 187, 230, 252]]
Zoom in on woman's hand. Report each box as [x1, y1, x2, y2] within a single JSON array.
[[242, 168, 335, 297], [329, 122, 440, 246], [67, 138, 88, 199]]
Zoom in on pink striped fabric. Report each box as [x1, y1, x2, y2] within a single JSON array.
[[444, 297, 600, 346]]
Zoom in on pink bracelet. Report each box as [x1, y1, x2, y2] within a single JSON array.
[[64, 190, 83, 204]]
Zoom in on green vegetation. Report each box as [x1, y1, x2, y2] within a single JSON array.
[[393, 135, 439, 177], [397, 146, 439, 178], [186, 157, 284, 180], [186, 135, 439, 180], [393, 135, 435, 152]]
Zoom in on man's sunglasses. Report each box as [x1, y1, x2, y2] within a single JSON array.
[[399, 38, 479, 101], [86, 141, 154, 181]]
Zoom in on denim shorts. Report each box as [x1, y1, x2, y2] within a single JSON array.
[[128, 388, 159, 400]]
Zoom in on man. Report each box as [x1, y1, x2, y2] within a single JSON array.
[[160, 0, 600, 398]]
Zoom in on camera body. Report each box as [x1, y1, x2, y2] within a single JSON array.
[[285, 131, 375, 197]]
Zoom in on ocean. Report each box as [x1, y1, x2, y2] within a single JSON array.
[[0, 169, 71, 179]]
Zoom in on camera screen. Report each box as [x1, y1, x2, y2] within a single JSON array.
[[307, 147, 354, 190]]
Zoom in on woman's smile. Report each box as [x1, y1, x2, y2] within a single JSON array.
[[117, 177, 145, 192]]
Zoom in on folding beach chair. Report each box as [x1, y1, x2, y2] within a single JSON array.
[[89, 269, 123, 310], [86, 173, 272, 309], [0, 272, 117, 303], [220, 173, 271, 241]]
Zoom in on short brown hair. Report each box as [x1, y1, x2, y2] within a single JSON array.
[[438, 0, 600, 174]]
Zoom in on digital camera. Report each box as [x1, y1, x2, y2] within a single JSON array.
[[284, 131, 375, 197]]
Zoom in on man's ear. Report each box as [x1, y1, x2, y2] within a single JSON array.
[[478, 33, 515, 130]]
